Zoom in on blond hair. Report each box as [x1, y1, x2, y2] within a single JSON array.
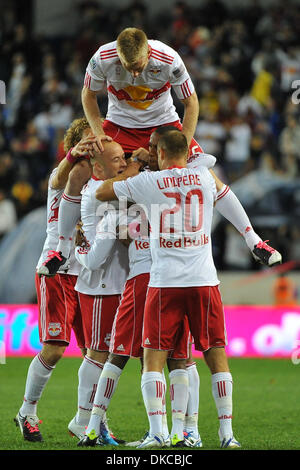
[[63, 117, 90, 152], [116, 28, 148, 66]]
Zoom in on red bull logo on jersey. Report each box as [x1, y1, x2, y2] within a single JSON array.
[[107, 83, 171, 110], [48, 322, 62, 337]]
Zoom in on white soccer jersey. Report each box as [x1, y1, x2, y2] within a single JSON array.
[[75, 208, 151, 281], [187, 152, 217, 170], [36, 168, 81, 275], [113, 167, 219, 288], [84, 39, 195, 128], [75, 176, 129, 295]]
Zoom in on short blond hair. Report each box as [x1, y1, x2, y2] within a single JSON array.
[[63, 117, 90, 152], [116, 28, 148, 66]]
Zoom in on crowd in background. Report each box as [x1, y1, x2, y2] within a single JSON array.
[[0, 0, 299, 270]]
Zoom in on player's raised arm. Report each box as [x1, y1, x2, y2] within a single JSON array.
[[180, 91, 199, 148], [81, 87, 112, 152], [96, 160, 145, 201], [51, 134, 96, 190]]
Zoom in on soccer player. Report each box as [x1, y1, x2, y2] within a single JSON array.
[[94, 129, 263, 448], [67, 140, 129, 446], [74, 203, 197, 448], [135, 125, 282, 267], [14, 118, 96, 442]]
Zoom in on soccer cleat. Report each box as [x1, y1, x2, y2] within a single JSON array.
[[125, 431, 149, 447], [100, 421, 119, 446], [14, 412, 43, 442], [171, 433, 185, 447], [68, 416, 85, 440], [102, 416, 126, 444], [252, 241, 282, 267], [37, 250, 67, 277], [77, 429, 99, 447], [220, 436, 241, 448], [164, 435, 171, 447], [183, 431, 203, 447], [137, 433, 164, 448]]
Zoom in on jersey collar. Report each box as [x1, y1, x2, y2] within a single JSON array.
[[166, 165, 185, 170]]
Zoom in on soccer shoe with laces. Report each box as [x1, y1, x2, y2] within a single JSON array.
[[102, 417, 126, 444], [100, 421, 119, 446], [77, 429, 100, 447], [14, 412, 43, 442], [252, 240, 282, 267], [183, 431, 203, 447], [137, 433, 164, 448], [125, 431, 149, 447], [37, 250, 67, 277], [171, 433, 185, 447], [219, 428, 241, 449]]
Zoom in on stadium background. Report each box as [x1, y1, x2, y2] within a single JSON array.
[[0, 1, 300, 364]]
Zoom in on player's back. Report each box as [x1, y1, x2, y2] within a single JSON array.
[[123, 166, 219, 288]]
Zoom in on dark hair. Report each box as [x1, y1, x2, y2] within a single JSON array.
[[154, 125, 179, 136], [157, 130, 188, 159]]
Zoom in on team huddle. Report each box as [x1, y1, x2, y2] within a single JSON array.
[[14, 28, 282, 449]]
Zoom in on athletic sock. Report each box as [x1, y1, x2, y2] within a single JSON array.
[[57, 193, 81, 258], [141, 371, 164, 437], [161, 370, 169, 440], [86, 363, 122, 435], [76, 355, 103, 427], [169, 369, 189, 441], [215, 186, 261, 250], [184, 362, 200, 437], [211, 372, 233, 439], [19, 352, 55, 417]]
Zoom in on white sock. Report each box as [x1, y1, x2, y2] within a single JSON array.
[[185, 362, 200, 437], [141, 371, 164, 437], [86, 363, 122, 435], [211, 372, 233, 439], [161, 370, 169, 440], [20, 352, 55, 417], [76, 355, 103, 426], [215, 186, 261, 250], [57, 193, 81, 258], [169, 369, 189, 441]]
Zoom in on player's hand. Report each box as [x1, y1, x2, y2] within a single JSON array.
[[131, 148, 149, 166], [71, 136, 97, 159], [95, 134, 113, 152], [75, 221, 88, 247], [125, 160, 144, 176]]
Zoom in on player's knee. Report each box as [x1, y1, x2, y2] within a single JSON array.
[[108, 353, 128, 370], [41, 342, 66, 366], [167, 358, 186, 371]]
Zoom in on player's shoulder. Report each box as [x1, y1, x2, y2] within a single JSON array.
[[149, 40, 177, 64], [93, 40, 119, 64], [82, 177, 103, 195], [187, 152, 217, 169]]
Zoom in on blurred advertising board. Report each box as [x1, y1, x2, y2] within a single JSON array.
[[0, 304, 300, 358]]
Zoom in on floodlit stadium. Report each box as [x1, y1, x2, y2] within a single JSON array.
[[0, 0, 300, 455]]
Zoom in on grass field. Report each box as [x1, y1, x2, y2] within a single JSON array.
[[1, 356, 299, 452]]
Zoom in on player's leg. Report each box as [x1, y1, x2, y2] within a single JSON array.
[[57, 160, 91, 259], [75, 293, 121, 446], [15, 274, 69, 442], [184, 343, 201, 444], [39, 160, 92, 276], [202, 346, 240, 448], [187, 285, 241, 449], [139, 287, 185, 448], [212, 171, 282, 266]]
